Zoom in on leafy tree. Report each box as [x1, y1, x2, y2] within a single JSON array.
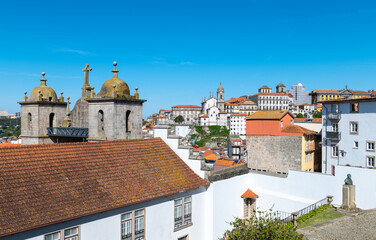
[[296, 113, 304, 118], [222, 210, 303, 240], [312, 112, 322, 118], [174, 115, 185, 124]]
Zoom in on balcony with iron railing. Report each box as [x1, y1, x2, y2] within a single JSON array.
[[47, 127, 89, 138], [327, 112, 341, 120], [326, 131, 341, 141]]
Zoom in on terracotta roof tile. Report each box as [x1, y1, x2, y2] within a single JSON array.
[[205, 154, 218, 161], [246, 111, 293, 120], [241, 188, 259, 198], [172, 105, 201, 108], [294, 118, 307, 123], [214, 160, 234, 166], [281, 125, 316, 135], [0, 138, 208, 237], [312, 118, 322, 123], [202, 150, 214, 157]]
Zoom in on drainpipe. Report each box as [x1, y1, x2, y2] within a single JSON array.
[[323, 104, 329, 174]]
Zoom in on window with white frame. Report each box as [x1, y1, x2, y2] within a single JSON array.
[[350, 122, 358, 134], [367, 156, 375, 167], [367, 141, 375, 151], [331, 145, 339, 157], [44, 226, 79, 240], [332, 123, 338, 132], [354, 141, 359, 149], [121, 209, 145, 240], [174, 196, 192, 229]]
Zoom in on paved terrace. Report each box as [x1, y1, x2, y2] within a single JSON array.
[[299, 209, 376, 240]]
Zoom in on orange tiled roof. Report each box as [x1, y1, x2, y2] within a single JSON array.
[[312, 90, 368, 93], [241, 188, 259, 198], [246, 110, 293, 120], [294, 118, 307, 123], [230, 113, 247, 117], [202, 150, 214, 157], [205, 153, 218, 161], [0, 138, 208, 237], [254, 92, 287, 96], [0, 143, 20, 148], [172, 105, 201, 108], [214, 160, 235, 166], [200, 114, 208, 118], [312, 118, 322, 123], [281, 125, 316, 135]]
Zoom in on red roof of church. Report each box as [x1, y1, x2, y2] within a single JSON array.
[[0, 138, 209, 237], [241, 188, 259, 198]]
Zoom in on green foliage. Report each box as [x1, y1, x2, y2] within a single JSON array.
[[297, 205, 329, 224], [189, 125, 230, 146], [312, 112, 322, 118], [0, 118, 20, 126], [296, 113, 304, 118], [0, 125, 21, 137], [222, 210, 303, 240], [174, 115, 185, 124]]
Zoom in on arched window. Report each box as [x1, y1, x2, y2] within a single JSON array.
[[49, 113, 55, 128], [126, 110, 131, 132], [28, 113, 32, 130], [98, 110, 104, 131]]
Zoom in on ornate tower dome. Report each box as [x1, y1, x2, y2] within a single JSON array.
[[29, 72, 58, 102], [98, 62, 130, 98]]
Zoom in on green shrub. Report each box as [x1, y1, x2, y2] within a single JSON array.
[[222, 210, 303, 240], [297, 205, 329, 224]]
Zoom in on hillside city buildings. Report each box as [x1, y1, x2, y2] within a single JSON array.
[[3, 62, 376, 240]]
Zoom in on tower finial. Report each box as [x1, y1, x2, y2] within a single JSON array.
[[112, 61, 119, 78], [40, 72, 47, 86], [23, 91, 28, 102], [135, 87, 139, 99]]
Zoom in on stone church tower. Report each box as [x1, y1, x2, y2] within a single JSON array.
[[85, 62, 146, 141], [217, 82, 225, 112], [19, 73, 68, 145], [276, 82, 286, 93], [20, 62, 146, 145]]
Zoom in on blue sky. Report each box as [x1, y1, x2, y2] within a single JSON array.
[[1, 0, 376, 117]]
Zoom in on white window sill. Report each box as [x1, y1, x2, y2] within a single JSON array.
[[174, 222, 193, 232]]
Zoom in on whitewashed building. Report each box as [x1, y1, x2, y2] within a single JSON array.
[[321, 97, 376, 175], [230, 113, 246, 137], [0, 139, 209, 240], [250, 86, 290, 111]]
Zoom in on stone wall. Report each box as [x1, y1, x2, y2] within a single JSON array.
[[247, 135, 302, 173], [21, 103, 66, 145], [71, 98, 89, 128], [88, 100, 143, 141]]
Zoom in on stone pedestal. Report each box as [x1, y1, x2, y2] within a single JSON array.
[[342, 184, 356, 209]]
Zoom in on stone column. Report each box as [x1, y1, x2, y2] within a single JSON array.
[[327, 195, 333, 207], [342, 184, 356, 209], [292, 212, 298, 227]]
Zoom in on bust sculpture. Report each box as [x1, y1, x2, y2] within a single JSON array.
[[344, 174, 353, 185]]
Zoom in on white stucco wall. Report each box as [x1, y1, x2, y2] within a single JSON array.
[[4, 189, 209, 240]]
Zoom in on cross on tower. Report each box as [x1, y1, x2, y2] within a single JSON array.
[[82, 63, 92, 87]]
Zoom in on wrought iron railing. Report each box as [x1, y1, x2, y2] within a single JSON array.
[[326, 131, 341, 141], [327, 112, 341, 120], [274, 197, 329, 224], [135, 229, 144, 240], [295, 197, 328, 218], [47, 127, 89, 138]]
